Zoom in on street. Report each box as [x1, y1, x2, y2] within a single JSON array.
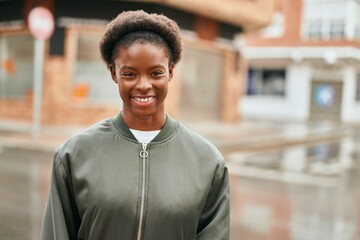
[[0, 147, 52, 240], [1, 131, 360, 239], [228, 133, 360, 240]]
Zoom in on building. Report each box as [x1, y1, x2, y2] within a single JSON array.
[[0, 0, 275, 128], [240, 0, 360, 123]]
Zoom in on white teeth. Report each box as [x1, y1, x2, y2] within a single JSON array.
[[134, 97, 154, 102]]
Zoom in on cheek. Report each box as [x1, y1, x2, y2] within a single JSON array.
[[160, 83, 169, 98], [117, 83, 128, 99]]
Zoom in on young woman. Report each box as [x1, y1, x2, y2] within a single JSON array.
[[41, 10, 230, 240]]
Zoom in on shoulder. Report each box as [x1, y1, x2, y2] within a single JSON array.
[[176, 121, 225, 163], [56, 118, 114, 157], [176, 121, 217, 149]]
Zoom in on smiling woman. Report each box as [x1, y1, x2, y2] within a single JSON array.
[[40, 10, 230, 240], [110, 42, 171, 130]]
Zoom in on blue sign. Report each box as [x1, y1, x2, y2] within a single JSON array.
[[315, 84, 335, 108]]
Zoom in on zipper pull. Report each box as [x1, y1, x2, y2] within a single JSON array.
[[140, 143, 148, 160]]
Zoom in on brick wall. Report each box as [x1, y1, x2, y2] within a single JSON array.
[[42, 56, 119, 125], [1, 99, 33, 122]]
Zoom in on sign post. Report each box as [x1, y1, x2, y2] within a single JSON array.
[[28, 7, 54, 140]]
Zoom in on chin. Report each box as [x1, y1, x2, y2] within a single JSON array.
[[134, 110, 157, 119]]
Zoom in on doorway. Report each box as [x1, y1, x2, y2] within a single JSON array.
[[309, 80, 343, 120]]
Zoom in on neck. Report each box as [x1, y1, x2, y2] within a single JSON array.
[[121, 111, 166, 131]]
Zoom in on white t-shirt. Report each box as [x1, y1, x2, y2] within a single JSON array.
[[130, 129, 161, 143]]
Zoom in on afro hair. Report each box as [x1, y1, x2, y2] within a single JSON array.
[[99, 10, 182, 67]]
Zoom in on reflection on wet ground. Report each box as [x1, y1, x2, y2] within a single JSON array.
[[1, 132, 360, 239], [0, 147, 52, 240], [228, 134, 360, 240]]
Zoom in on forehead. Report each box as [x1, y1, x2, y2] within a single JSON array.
[[115, 42, 170, 65]]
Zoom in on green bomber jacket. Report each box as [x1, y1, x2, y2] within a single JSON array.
[[40, 114, 230, 240]]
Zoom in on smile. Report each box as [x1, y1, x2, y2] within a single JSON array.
[[133, 96, 155, 102]]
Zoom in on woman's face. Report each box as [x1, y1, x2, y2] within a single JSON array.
[[110, 43, 173, 125]]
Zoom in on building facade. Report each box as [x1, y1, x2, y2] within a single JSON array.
[[241, 0, 360, 123], [0, 0, 275, 127]]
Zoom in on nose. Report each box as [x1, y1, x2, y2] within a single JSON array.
[[136, 75, 152, 92]]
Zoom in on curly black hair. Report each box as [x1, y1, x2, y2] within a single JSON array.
[[99, 10, 182, 67]]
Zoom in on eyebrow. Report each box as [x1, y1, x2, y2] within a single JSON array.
[[120, 66, 136, 71], [150, 64, 166, 69], [120, 64, 166, 71]]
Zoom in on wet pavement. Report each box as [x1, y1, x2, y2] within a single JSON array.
[[1, 120, 360, 239], [0, 147, 52, 240], [227, 129, 360, 240]]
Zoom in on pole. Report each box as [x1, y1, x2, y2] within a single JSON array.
[[32, 38, 44, 140]]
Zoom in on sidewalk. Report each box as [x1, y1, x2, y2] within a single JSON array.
[[0, 118, 356, 153], [0, 120, 81, 152], [192, 119, 355, 154]]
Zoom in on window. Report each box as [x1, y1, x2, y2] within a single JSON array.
[[307, 19, 322, 40], [179, 47, 223, 120], [0, 34, 34, 98], [305, 19, 346, 40], [246, 68, 286, 96], [330, 19, 345, 39], [72, 33, 118, 103], [303, 0, 349, 40]]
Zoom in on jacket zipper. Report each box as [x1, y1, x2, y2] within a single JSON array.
[[137, 142, 148, 240]]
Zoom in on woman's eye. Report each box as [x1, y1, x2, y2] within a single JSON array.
[[151, 71, 163, 77], [123, 72, 135, 77]]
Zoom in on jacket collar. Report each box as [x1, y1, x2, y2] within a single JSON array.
[[112, 113, 178, 142]]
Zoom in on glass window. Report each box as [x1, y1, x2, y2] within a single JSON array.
[[307, 19, 322, 40], [303, 0, 350, 40], [246, 68, 286, 97], [305, 19, 346, 40], [178, 47, 223, 120], [0, 34, 34, 98], [72, 34, 118, 103], [330, 19, 345, 39]]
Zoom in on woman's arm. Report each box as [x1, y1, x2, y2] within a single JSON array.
[[40, 151, 81, 240], [197, 161, 230, 240]]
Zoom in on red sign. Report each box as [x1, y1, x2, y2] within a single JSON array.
[[28, 7, 54, 40]]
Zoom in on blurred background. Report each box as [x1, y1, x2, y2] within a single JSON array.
[[1, 0, 360, 239]]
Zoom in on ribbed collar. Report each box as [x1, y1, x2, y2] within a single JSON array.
[[111, 113, 178, 143]]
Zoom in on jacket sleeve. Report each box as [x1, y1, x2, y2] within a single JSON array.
[[197, 160, 230, 240], [40, 150, 81, 240]]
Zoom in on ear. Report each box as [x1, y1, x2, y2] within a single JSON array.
[[169, 65, 174, 81], [109, 64, 117, 83]]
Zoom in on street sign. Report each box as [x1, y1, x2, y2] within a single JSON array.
[[28, 7, 54, 40], [27, 6, 54, 139]]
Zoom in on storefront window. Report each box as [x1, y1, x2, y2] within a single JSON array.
[[72, 34, 118, 102], [246, 68, 286, 96], [0, 34, 34, 98], [178, 47, 223, 120]]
